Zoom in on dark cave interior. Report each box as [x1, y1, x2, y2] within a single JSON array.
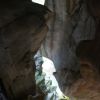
[[0, 0, 100, 100]]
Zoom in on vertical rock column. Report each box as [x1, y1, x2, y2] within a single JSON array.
[[43, 0, 96, 92]]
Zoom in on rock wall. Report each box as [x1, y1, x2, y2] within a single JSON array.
[[41, 0, 100, 99], [43, 0, 96, 90], [0, 0, 100, 100], [0, 0, 50, 100]]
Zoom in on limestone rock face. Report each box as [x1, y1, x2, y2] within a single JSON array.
[[0, 0, 50, 100], [87, 0, 100, 18], [42, 0, 100, 99], [44, 0, 95, 70], [43, 0, 96, 90], [0, 0, 100, 100], [65, 59, 100, 100]]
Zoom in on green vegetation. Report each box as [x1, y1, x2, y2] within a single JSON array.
[[35, 70, 70, 100]]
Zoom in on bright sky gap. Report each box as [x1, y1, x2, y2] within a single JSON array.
[[32, 0, 45, 5]]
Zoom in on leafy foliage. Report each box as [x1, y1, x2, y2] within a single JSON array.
[[35, 70, 70, 100]]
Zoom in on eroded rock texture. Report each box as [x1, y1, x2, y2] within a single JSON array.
[[44, 0, 95, 69], [0, 0, 100, 100], [0, 0, 50, 100], [43, 0, 95, 88], [41, 0, 100, 99]]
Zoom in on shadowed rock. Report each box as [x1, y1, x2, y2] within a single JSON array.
[[0, 0, 51, 100]]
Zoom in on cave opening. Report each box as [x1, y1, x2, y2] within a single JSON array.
[[0, 0, 100, 100], [31, 0, 70, 99], [33, 0, 100, 99], [32, 0, 45, 5], [34, 51, 70, 100]]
